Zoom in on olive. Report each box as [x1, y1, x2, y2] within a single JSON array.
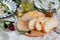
[[28, 30, 31, 34]]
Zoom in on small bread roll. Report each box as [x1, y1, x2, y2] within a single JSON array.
[[35, 17, 50, 31], [22, 11, 45, 21], [17, 21, 29, 31], [29, 19, 37, 30], [29, 18, 42, 31], [35, 21, 42, 31], [44, 18, 58, 33]]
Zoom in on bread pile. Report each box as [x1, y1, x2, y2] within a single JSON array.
[[17, 11, 58, 36]]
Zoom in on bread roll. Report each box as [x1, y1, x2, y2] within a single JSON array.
[[44, 18, 58, 33], [35, 21, 42, 31], [29, 19, 37, 30], [22, 11, 45, 21], [17, 21, 29, 31]]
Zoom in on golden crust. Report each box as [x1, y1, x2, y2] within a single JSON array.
[[22, 11, 45, 21], [17, 21, 29, 31]]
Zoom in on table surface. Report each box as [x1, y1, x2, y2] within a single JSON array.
[[1, 31, 60, 40]]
